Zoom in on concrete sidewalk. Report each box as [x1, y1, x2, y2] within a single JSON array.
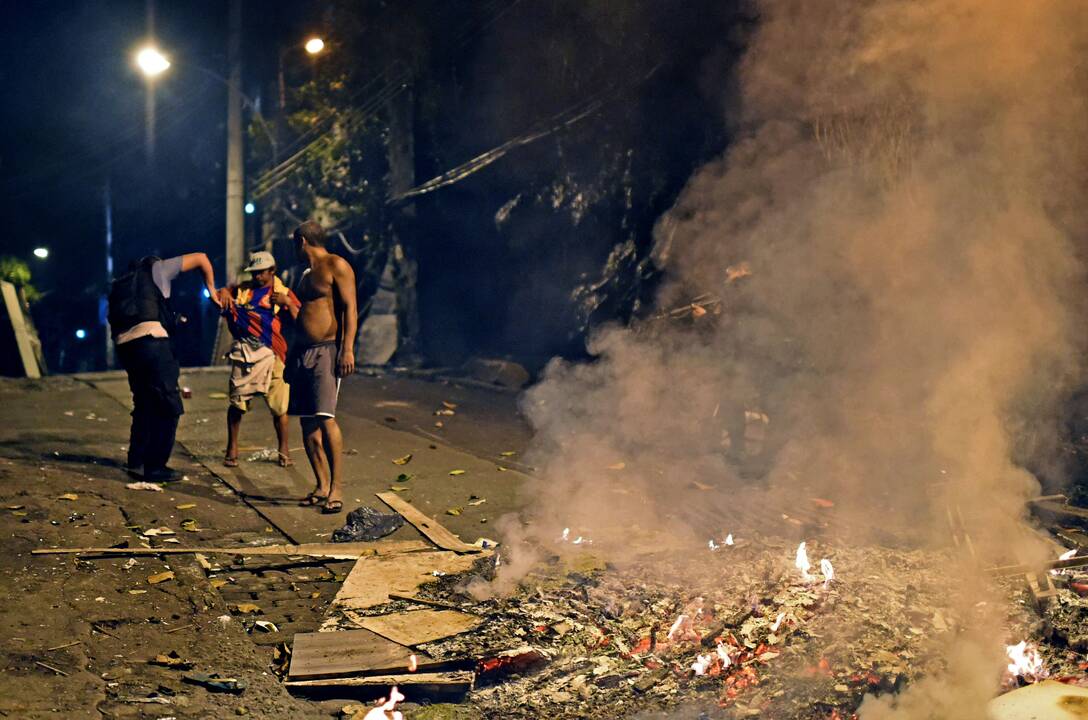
[[86, 368, 532, 545]]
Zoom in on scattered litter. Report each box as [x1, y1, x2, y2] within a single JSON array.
[[448, 469, 466, 476], [57, 493, 78, 501], [126, 482, 164, 492], [468, 498, 487, 506], [143, 527, 175, 537], [435, 408, 456, 416], [252, 620, 279, 633], [446, 507, 463, 516], [176, 503, 196, 510], [183, 673, 247, 694], [499, 451, 517, 457], [332, 506, 405, 543], [232, 603, 261, 614], [392, 454, 413, 466], [150, 651, 192, 669], [473, 538, 499, 549], [246, 448, 278, 462], [180, 519, 201, 532], [128, 589, 147, 595], [147, 571, 175, 584]]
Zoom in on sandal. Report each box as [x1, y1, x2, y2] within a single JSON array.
[[321, 500, 344, 514], [223, 456, 239, 468], [299, 492, 327, 507]]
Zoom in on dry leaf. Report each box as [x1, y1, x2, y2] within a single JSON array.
[[143, 527, 175, 537], [7, 505, 25, 510], [176, 503, 197, 510], [442, 401, 458, 410], [57, 493, 79, 501], [210, 579, 229, 589], [446, 507, 463, 516], [392, 453, 413, 466], [448, 469, 466, 476], [180, 519, 201, 532], [468, 498, 487, 506], [499, 451, 516, 457], [390, 486, 409, 493], [208, 392, 228, 399], [128, 589, 147, 595], [147, 571, 175, 584], [232, 603, 261, 614]]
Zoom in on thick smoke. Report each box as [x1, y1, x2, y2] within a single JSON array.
[[509, 0, 1088, 714]]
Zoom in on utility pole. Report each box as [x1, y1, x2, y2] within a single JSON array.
[[386, 86, 421, 362], [225, 0, 244, 283], [144, 0, 156, 165], [104, 181, 115, 368]]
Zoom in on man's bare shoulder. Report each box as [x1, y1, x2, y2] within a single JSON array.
[[327, 253, 356, 279]]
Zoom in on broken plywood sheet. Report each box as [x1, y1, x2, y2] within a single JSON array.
[[33, 540, 431, 559], [330, 550, 481, 611], [285, 670, 474, 692], [288, 628, 416, 681], [352, 609, 483, 647], [376, 491, 479, 553]]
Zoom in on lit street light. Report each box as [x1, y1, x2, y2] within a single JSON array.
[[33, 247, 49, 259], [136, 46, 171, 77], [304, 37, 325, 55], [244, 202, 255, 215]]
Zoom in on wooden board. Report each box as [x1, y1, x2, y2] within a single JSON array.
[[285, 670, 474, 691], [354, 609, 483, 647], [32, 540, 431, 559], [288, 628, 417, 681], [330, 551, 481, 611], [375, 492, 479, 553]]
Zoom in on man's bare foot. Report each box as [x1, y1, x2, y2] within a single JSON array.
[[277, 450, 293, 468]]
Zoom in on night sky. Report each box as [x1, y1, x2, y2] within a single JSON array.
[[1, 1, 316, 370]]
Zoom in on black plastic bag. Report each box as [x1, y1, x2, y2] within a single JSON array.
[[332, 506, 405, 542]]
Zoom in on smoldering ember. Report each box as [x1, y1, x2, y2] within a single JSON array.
[[3, 0, 1088, 719]]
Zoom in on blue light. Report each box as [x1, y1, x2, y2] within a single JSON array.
[[244, 202, 255, 215], [75, 329, 87, 340], [202, 288, 211, 299]]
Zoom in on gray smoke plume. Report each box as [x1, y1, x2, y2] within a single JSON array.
[[510, 0, 1088, 715]]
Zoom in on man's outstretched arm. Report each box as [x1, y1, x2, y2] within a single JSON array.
[[332, 257, 357, 377], [179, 253, 221, 307]]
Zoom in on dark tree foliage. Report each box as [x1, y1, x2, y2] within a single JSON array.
[[254, 0, 748, 371]]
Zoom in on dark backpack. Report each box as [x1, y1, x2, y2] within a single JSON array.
[[108, 257, 173, 338]]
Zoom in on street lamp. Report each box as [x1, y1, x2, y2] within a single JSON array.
[[33, 247, 49, 259], [304, 37, 325, 55], [135, 46, 171, 77]]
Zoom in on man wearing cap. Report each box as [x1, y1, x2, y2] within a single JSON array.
[[217, 251, 300, 468]]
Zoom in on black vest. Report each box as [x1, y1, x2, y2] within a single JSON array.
[[108, 257, 173, 338]]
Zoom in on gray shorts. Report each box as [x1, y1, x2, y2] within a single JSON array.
[[286, 341, 340, 417]]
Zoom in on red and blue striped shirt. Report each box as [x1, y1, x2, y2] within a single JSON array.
[[224, 279, 297, 363]]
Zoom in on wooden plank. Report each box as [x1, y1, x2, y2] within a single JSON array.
[[330, 551, 481, 612], [285, 670, 474, 691], [376, 492, 479, 554], [287, 628, 417, 681], [32, 540, 431, 559], [355, 610, 483, 647]]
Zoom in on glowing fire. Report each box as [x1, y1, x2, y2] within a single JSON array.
[[1005, 641, 1047, 682], [1050, 548, 1077, 576], [362, 686, 405, 720], [408, 654, 418, 672], [796, 542, 814, 582], [558, 527, 590, 545], [692, 653, 713, 675], [716, 642, 732, 668], [821, 558, 835, 588]]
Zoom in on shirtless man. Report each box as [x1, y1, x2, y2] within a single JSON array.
[[287, 220, 357, 514]]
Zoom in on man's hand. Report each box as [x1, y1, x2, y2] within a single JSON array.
[[337, 348, 355, 378], [217, 287, 234, 310], [269, 290, 292, 307], [208, 284, 223, 308]]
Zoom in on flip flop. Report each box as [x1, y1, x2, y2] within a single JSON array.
[[299, 492, 327, 507], [223, 456, 239, 468], [321, 500, 344, 514]]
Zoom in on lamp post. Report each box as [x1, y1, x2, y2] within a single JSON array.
[[278, 36, 326, 129]]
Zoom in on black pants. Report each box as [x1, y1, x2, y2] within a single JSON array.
[[117, 336, 184, 472]]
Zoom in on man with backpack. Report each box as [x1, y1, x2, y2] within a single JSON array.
[[108, 253, 220, 481]]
